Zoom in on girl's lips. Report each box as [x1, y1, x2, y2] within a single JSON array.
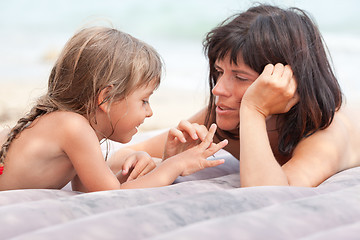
[[134, 122, 143, 133]]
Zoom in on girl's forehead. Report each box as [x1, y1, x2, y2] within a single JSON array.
[[132, 80, 158, 95]]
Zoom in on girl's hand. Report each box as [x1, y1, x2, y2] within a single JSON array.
[[169, 123, 228, 176], [163, 120, 209, 160], [118, 151, 157, 182], [241, 63, 299, 118]]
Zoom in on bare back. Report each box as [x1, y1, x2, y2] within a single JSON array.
[[0, 112, 86, 190]]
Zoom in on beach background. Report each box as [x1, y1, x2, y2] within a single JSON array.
[[1, 0, 360, 132]]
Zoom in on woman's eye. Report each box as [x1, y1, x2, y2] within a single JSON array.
[[142, 100, 149, 105], [216, 69, 223, 76], [235, 76, 248, 81]]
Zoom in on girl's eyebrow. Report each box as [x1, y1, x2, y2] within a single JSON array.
[[144, 89, 154, 97]]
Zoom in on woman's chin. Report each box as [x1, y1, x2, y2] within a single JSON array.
[[216, 120, 239, 132]]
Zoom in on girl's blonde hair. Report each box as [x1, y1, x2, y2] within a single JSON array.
[[0, 26, 162, 165]]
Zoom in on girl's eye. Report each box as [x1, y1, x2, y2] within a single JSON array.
[[142, 100, 149, 105]]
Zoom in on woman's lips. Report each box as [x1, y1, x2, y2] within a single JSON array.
[[216, 105, 236, 115]]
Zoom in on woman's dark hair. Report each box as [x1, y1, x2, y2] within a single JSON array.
[[203, 4, 342, 155]]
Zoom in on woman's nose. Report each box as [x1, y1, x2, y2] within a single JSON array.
[[212, 75, 231, 97]]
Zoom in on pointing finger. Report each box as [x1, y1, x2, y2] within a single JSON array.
[[199, 123, 217, 149]]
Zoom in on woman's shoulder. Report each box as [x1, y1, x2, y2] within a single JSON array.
[[188, 107, 208, 124], [328, 104, 360, 137], [293, 105, 360, 162]]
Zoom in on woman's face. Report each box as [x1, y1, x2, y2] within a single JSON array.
[[212, 54, 259, 131]]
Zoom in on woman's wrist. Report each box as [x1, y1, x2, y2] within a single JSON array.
[[240, 100, 267, 120]]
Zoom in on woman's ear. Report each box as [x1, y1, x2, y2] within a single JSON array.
[[97, 85, 113, 112]]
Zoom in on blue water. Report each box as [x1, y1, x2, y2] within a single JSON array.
[[1, 0, 359, 98]]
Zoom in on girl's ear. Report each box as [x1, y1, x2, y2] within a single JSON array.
[[97, 85, 113, 112]]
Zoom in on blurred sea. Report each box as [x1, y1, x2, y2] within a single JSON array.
[[0, 0, 360, 99]]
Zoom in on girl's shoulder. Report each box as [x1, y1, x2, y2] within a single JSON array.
[[34, 111, 92, 136], [34, 111, 97, 148], [36, 111, 87, 125]]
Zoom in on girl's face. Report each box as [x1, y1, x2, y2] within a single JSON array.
[[106, 81, 157, 143], [212, 54, 259, 131]]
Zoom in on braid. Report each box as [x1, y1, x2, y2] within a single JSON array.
[[0, 27, 163, 176], [0, 96, 57, 165]]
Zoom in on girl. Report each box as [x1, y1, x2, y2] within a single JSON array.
[[117, 4, 360, 187], [0, 27, 227, 192]]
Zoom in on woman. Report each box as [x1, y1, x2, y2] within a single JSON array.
[[111, 4, 360, 187]]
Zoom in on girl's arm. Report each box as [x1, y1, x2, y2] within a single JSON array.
[[62, 114, 121, 192], [119, 124, 228, 189], [63, 114, 226, 192]]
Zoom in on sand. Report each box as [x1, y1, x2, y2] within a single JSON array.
[[0, 81, 209, 132]]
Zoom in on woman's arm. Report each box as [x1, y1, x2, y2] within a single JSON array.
[[239, 64, 299, 187], [239, 64, 356, 187], [240, 105, 290, 186]]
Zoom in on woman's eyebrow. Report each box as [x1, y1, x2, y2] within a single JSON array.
[[214, 63, 222, 69], [232, 69, 251, 75]]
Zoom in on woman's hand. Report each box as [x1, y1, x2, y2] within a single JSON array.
[[168, 123, 228, 176], [241, 63, 299, 118], [163, 120, 210, 160]]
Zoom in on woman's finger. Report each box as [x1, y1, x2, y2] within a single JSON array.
[[283, 65, 293, 82], [272, 63, 285, 80], [288, 75, 298, 95], [193, 124, 209, 141], [263, 63, 275, 75], [177, 120, 199, 140], [168, 128, 186, 143], [285, 92, 300, 111]]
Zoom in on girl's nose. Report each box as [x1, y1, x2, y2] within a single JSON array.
[[146, 105, 153, 118]]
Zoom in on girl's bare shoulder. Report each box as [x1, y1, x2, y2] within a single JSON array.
[[30, 111, 93, 141], [37, 111, 89, 129]]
